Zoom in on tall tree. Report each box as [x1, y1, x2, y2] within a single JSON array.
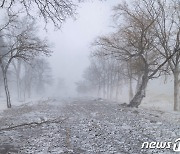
[[92, 0, 179, 108], [0, 18, 52, 108], [147, 0, 180, 111]]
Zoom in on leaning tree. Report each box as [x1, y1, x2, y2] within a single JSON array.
[[92, 0, 179, 108]]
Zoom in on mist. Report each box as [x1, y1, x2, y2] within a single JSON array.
[[43, 1, 119, 97], [0, 1, 180, 153], [42, 1, 174, 108], [0, 0, 175, 109]]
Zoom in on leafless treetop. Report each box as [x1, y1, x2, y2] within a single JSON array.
[[0, 0, 77, 28]]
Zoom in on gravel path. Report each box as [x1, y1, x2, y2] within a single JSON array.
[[0, 98, 179, 154]]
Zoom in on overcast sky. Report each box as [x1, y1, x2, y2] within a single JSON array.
[[0, 0, 173, 101], [42, 1, 119, 95]]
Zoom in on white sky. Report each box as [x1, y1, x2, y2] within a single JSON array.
[[42, 1, 120, 95], [0, 0, 174, 101]]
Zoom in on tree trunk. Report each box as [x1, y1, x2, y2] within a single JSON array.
[[109, 83, 113, 99], [107, 74, 110, 99], [173, 67, 180, 111], [116, 85, 119, 101], [13, 60, 22, 100], [136, 73, 142, 93], [0, 64, 11, 108], [129, 76, 133, 102], [97, 81, 101, 97], [103, 82, 106, 99], [16, 74, 21, 99], [128, 70, 149, 108], [27, 84, 31, 98], [0, 61, 11, 108], [3, 72, 11, 108], [115, 74, 120, 101]]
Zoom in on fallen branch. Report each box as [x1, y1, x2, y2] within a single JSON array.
[[0, 117, 69, 132]]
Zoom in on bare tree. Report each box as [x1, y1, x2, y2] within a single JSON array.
[[92, 0, 179, 108], [146, 0, 180, 111], [92, 38, 143, 101], [77, 55, 124, 100], [0, 18, 52, 108], [33, 58, 53, 95], [0, 0, 77, 28], [12, 59, 23, 100]]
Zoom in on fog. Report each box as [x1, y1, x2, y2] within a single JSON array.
[[0, 0, 175, 111], [42, 1, 173, 105], [43, 1, 119, 97], [0, 1, 179, 153]]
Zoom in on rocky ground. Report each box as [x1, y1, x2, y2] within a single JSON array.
[[0, 97, 179, 154]]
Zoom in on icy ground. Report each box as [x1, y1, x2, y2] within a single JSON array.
[[0, 98, 180, 154]]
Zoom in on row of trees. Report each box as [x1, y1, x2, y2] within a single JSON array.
[[77, 0, 180, 111], [76, 57, 124, 100], [0, 16, 52, 108], [0, 57, 52, 99], [0, 0, 78, 108], [76, 55, 137, 101], [12, 58, 52, 100]]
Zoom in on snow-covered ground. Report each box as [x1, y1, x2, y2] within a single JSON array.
[[0, 97, 57, 113], [0, 97, 179, 154]]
